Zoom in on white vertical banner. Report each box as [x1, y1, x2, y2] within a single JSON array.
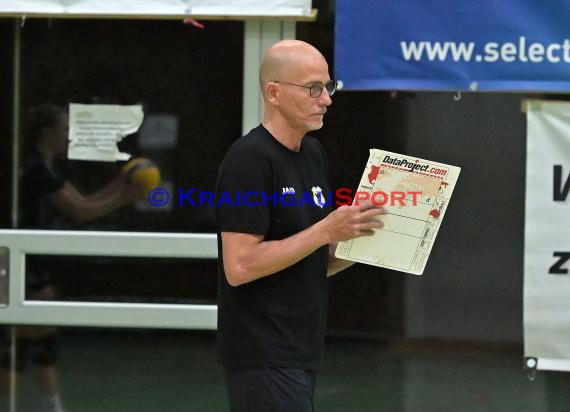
[[524, 100, 570, 372]]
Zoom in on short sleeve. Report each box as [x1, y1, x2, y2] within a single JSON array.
[[216, 147, 273, 236]]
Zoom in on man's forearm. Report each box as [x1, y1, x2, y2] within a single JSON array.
[[222, 219, 332, 286]]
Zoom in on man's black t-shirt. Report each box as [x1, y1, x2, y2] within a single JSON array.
[[216, 125, 332, 371]]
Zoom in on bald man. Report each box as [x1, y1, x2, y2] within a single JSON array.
[[215, 40, 386, 411]]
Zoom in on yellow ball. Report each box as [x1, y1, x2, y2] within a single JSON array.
[[122, 157, 161, 196]]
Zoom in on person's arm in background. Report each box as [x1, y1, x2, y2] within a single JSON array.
[[222, 203, 387, 286], [47, 174, 138, 225]]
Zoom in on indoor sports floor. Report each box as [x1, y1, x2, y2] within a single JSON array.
[[8, 329, 570, 412]]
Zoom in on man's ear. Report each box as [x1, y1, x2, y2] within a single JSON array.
[[265, 82, 280, 105]]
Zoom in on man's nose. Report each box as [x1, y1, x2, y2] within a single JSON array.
[[319, 88, 333, 106]]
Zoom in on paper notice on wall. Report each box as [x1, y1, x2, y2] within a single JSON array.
[[335, 149, 460, 275], [68, 103, 144, 162]]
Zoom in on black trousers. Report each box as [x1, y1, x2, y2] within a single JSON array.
[[224, 367, 317, 412]]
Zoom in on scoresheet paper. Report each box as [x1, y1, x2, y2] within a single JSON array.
[[335, 149, 460, 275]]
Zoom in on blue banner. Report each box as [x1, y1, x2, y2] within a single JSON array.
[[335, 0, 570, 91]]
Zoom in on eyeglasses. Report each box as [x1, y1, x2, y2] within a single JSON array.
[[274, 80, 338, 98]]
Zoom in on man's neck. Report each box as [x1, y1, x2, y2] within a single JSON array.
[[262, 118, 304, 152]]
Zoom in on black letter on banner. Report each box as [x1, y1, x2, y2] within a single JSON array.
[[549, 252, 570, 275], [553, 165, 570, 201]]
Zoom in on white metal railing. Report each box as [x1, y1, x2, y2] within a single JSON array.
[[0, 230, 218, 329]]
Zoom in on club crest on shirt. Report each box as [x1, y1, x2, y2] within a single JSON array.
[[311, 186, 326, 208]]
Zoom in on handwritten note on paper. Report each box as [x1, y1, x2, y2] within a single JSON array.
[[68, 104, 144, 162]]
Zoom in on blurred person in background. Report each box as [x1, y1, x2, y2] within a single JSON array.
[[0, 103, 138, 412]]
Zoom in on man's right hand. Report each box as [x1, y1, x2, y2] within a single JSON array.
[[321, 201, 387, 243]]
